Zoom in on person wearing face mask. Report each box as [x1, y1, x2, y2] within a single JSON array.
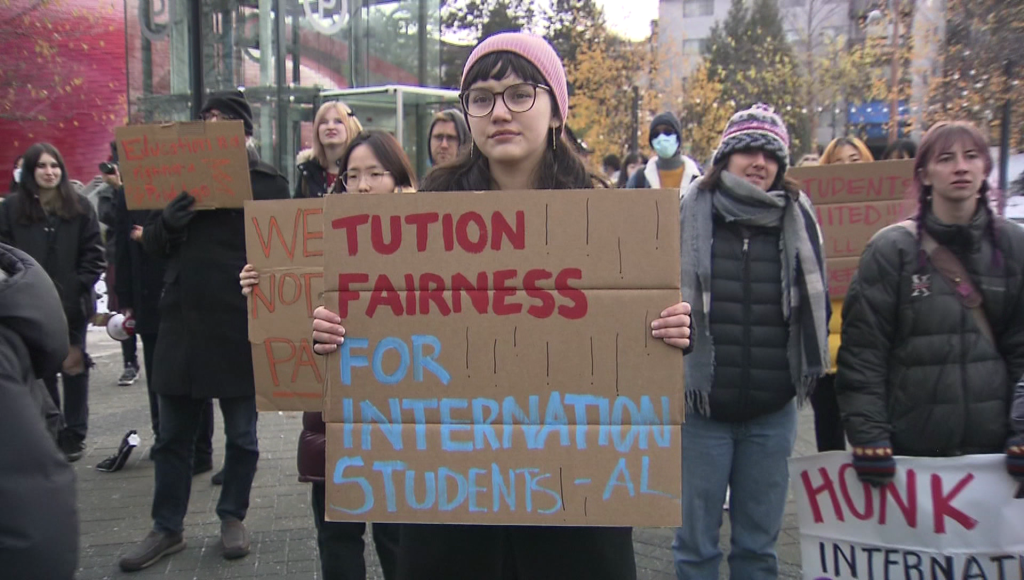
[[240, 129, 411, 580], [8, 156, 23, 197], [296, 101, 363, 198], [626, 112, 701, 198], [673, 104, 830, 580]]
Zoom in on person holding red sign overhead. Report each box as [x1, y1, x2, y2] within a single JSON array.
[[240, 130, 412, 580], [307, 32, 692, 580], [837, 121, 1024, 487], [118, 90, 290, 573]]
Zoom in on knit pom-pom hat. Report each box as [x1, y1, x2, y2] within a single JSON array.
[[461, 32, 569, 124], [711, 103, 790, 175]]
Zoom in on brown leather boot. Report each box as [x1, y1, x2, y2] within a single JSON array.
[[220, 517, 250, 560]]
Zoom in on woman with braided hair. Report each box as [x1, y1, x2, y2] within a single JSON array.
[[836, 121, 1024, 488]]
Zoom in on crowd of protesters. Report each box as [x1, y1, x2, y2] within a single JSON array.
[[2, 28, 1024, 580]]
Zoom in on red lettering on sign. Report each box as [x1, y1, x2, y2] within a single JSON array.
[[452, 272, 489, 315], [838, 464, 875, 521], [930, 473, 978, 534], [263, 337, 323, 387], [404, 273, 417, 315], [331, 214, 371, 256], [800, 467, 845, 523], [250, 271, 323, 318], [371, 215, 403, 255], [367, 274, 403, 317], [419, 273, 451, 316], [456, 212, 488, 254], [492, 269, 523, 315], [524, 269, 555, 319], [405, 212, 439, 251], [252, 212, 300, 260], [491, 210, 526, 251], [555, 268, 588, 320], [337, 273, 370, 318], [879, 468, 917, 528]]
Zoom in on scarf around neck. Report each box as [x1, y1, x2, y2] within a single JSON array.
[[679, 170, 831, 415]]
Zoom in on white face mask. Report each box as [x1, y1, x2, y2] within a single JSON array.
[[12, 167, 21, 183]]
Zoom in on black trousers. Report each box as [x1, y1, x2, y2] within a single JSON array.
[[43, 317, 90, 443], [121, 333, 138, 366], [811, 373, 846, 452], [397, 524, 636, 580], [140, 332, 213, 460], [311, 482, 400, 580]]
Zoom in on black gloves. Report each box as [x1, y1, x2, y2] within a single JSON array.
[[161, 191, 196, 232]]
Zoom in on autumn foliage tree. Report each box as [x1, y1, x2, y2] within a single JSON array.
[[674, 63, 733, 164], [925, 0, 1024, 148], [702, 0, 809, 153]]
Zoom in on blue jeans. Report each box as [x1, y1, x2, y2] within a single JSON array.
[[152, 395, 259, 534], [673, 400, 797, 580]]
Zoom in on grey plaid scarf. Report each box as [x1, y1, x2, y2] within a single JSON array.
[[680, 170, 830, 415]]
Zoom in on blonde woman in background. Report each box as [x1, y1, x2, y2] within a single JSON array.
[[295, 100, 363, 198]]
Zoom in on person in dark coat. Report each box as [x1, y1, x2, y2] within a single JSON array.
[[674, 104, 830, 580], [0, 243, 79, 579], [118, 90, 291, 573], [112, 185, 214, 470], [0, 142, 106, 463], [837, 121, 1024, 485], [295, 100, 362, 198]]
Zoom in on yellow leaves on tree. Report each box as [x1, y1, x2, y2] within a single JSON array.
[[673, 64, 733, 165]]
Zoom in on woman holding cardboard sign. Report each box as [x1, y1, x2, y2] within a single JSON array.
[[836, 121, 1024, 486], [241, 129, 413, 580], [307, 32, 692, 580], [673, 104, 830, 580], [810, 137, 876, 454]]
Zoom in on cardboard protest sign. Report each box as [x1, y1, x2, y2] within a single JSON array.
[[322, 189, 684, 526], [789, 160, 915, 299], [116, 121, 253, 210], [245, 198, 326, 411], [790, 453, 1024, 580]]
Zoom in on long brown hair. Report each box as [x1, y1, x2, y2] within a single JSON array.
[[335, 130, 417, 193], [910, 121, 999, 265], [420, 51, 603, 192], [16, 143, 84, 224]]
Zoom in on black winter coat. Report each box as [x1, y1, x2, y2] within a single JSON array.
[[0, 191, 106, 328], [837, 210, 1024, 456], [295, 151, 335, 198], [708, 216, 793, 422], [142, 161, 290, 399], [113, 187, 165, 335], [0, 244, 78, 579]]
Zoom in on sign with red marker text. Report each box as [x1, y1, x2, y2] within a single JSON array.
[[245, 198, 326, 411], [116, 121, 253, 210], [791, 453, 1024, 580], [322, 189, 684, 526], [788, 159, 914, 299]]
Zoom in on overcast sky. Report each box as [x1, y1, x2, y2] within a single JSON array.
[[598, 0, 658, 41]]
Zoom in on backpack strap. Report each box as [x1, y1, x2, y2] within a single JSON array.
[[898, 220, 996, 346]]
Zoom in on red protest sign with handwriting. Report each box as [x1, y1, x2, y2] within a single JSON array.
[[116, 121, 253, 210]]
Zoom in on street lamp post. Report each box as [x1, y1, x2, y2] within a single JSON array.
[[867, 0, 901, 144]]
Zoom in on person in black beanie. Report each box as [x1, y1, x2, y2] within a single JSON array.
[[119, 90, 290, 573], [626, 111, 701, 197]]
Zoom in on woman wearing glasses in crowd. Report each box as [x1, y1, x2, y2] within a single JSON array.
[[307, 32, 693, 579], [239, 129, 412, 580], [295, 101, 363, 198]]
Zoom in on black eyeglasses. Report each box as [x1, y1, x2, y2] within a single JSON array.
[[461, 83, 551, 118], [652, 127, 677, 138]]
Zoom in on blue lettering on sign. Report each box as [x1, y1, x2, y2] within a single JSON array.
[[468, 468, 488, 513], [537, 391, 570, 448], [501, 395, 540, 448], [440, 398, 473, 452], [339, 335, 451, 386], [640, 455, 677, 500], [472, 398, 500, 450], [492, 463, 516, 512], [563, 394, 610, 449], [402, 398, 438, 450], [372, 460, 407, 511], [438, 467, 469, 511], [331, 456, 374, 514], [360, 399, 403, 450], [603, 457, 636, 500], [405, 469, 437, 510]]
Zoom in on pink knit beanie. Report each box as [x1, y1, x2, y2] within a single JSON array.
[[461, 32, 569, 124]]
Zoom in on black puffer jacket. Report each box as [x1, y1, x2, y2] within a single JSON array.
[[0, 244, 78, 579], [0, 191, 105, 326], [294, 149, 335, 198], [837, 210, 1024, 456], [708, 216, 793, 422], [142, 161, 290, 399]]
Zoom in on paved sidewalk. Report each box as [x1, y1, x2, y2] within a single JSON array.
[[74, 330, 814, 579]]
